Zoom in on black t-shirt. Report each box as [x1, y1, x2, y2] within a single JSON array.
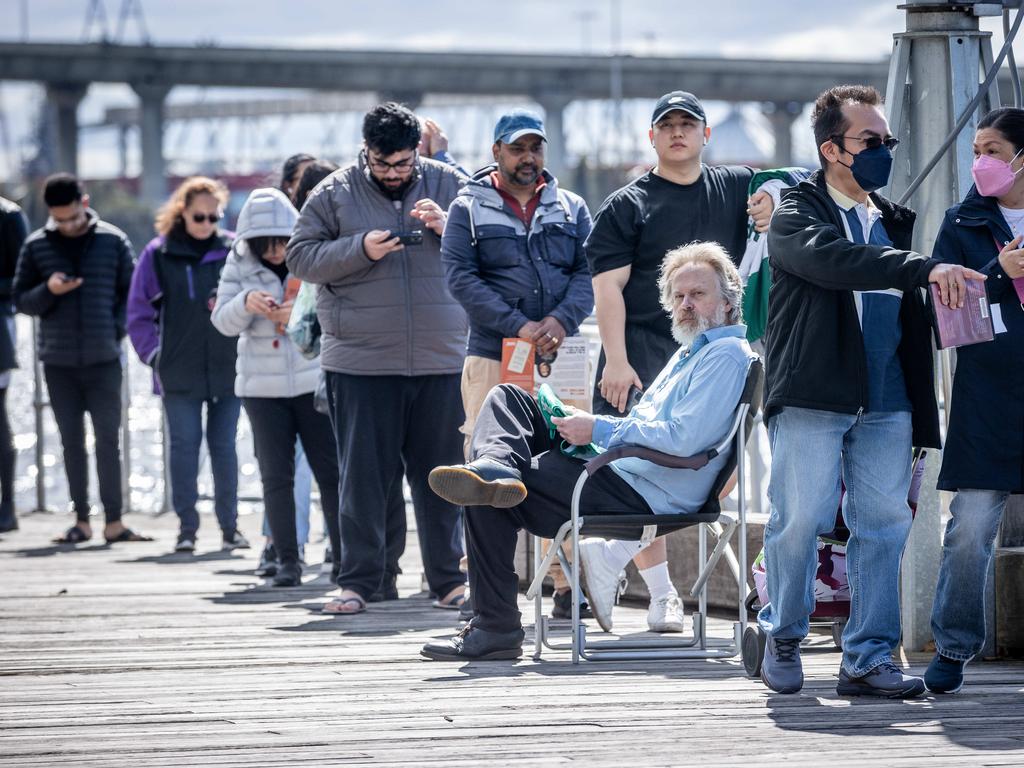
[[585, 165, 754, 340]]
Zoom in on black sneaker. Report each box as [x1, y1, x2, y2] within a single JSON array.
[[837, 661, 926, 698], [761, 635, 803, 694], [222, 530, 251, 550], [0, 501, 18, 533], [174, 533, 196, 553], [255, 543, 279, 577], [924, 653, 966, 694], [272, 561, 303, 588], [551, 589, 594, 620]]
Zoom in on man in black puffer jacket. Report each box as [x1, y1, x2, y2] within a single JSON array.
[[12, 174, 149, 546]]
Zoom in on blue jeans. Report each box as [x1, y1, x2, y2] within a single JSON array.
[[164, 394, 241, 537], [931, 489, 1010, 661], [262, 438, 314, 549], [758, 407, 914, 677]]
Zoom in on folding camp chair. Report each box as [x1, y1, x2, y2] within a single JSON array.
[[525, 358, 764, 663]]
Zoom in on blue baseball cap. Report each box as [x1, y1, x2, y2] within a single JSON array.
[[493, 110, 547, 144]]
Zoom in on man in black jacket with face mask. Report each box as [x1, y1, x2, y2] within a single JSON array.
[[13, 174, 150, 546], [757, 85, 982, 698]]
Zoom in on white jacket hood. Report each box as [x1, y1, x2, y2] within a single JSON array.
[[235, 187, 298, 245]]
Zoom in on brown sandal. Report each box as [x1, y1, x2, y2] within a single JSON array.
[[321, 593, 366, 615], [432, 585, 468, 610]]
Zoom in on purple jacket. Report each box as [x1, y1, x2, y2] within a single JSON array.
[[127, 231, 237, 398]]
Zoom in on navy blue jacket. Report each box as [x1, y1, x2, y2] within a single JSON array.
[[441, 167, 594, 360], [932, 188, 1024, 493]]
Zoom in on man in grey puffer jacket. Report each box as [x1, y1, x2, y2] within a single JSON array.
[[287, 102, 468, 615]]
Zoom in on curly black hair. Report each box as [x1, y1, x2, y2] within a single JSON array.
[[362, 102, 421, 156]]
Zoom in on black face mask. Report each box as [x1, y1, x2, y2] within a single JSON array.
[[837, 144, 893, 193]]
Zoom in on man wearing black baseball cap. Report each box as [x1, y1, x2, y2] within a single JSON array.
[[581, 90, 773, 634]]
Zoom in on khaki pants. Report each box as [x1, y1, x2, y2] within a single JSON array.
[[460, 355, 502, 461], [460, 354, 580, 591]]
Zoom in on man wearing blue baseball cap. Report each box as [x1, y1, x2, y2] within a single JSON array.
[[442, 109, 594, 456], [441, 109, 595, 620]]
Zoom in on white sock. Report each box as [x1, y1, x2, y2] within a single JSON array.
[[604, 539, 646, 571], [639, 562, 675, 602]]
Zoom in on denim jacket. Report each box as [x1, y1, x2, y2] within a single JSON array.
[[441, 166, 594, 360]]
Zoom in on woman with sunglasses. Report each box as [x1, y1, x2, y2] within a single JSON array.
[[127, 176, 247, 554], [925, 107, 1024, 695]]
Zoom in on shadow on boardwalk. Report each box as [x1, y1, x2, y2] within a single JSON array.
[[2, 509, 1023, 767]]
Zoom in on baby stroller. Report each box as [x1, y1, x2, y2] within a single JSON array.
[[740, 448, 928, 677]]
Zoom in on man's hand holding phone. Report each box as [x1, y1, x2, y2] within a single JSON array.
[[47, 272, 83, 295], [363, 230, 404, 261]]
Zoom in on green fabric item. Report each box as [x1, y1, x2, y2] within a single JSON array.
[[536, 383, 603, 460], [742, 167, 811, 343]]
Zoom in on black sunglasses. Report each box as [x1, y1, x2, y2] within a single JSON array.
[[191, 213, 221, 224], [832, 134, 900, 152]]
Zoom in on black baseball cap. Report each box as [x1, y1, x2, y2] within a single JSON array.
[[651, 91, 706, 125]]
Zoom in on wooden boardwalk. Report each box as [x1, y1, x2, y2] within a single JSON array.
[[3, 508, 1024, 767]]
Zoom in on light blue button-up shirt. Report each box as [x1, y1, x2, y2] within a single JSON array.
[[591, 324, 755, 515]]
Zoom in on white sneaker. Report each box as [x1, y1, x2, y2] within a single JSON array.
[[647, 592, 686, 633], [578, 539, 623, 633]]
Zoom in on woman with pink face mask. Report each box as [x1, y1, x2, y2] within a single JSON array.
[[925, 107, 1024, 695]]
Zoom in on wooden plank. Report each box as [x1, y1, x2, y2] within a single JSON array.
[[2, 510, 1024, 767]]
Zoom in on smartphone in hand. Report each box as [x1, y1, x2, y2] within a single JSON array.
[[394, 230, 424, 246], [627, 385, 643, 410]]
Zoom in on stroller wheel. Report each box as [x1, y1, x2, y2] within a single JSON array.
[[742, 625, 766, 678], [831, 619, 846, 650]]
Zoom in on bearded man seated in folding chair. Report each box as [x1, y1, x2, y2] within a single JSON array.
[[421, 241, 757, 661]]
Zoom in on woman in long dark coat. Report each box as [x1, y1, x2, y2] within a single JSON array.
[[927, 107, 1024, 694]]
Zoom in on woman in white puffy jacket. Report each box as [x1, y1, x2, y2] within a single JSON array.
[[212, 188, 339, 587]]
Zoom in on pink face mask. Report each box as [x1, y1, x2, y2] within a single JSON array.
[[972, 148, 1024, 197]]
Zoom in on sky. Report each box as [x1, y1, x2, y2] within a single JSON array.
[[1, 0, 1022, 179]]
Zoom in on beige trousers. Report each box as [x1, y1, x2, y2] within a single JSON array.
[[459, 355, 572, 591]]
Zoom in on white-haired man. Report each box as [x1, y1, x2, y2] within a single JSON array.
[[421, 242, 757, 661]]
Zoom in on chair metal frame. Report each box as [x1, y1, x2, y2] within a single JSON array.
[[525, 358, 764, 663]]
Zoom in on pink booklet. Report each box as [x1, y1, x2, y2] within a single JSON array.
[[929, 279, 995, 349]]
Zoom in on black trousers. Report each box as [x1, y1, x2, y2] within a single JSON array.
[[0, 386, 14, 518], [43, 360, 123, 523], [467, 384, 652, 633], [327, 371, 465, 601], [243, 393, 340, 568]]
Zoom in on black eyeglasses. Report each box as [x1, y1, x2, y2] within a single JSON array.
[[366, 152, 417, 173], [832, 134, 900, 151], [191, 213, 221, 224]]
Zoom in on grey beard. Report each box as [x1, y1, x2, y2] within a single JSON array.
[[671, 305, 727, 348]]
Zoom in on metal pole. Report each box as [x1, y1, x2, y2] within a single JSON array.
[[608, 0, 623, 165], [120, 348, 131, 515], [160, 407, 171, 515], [30, 318, 48, 513]]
